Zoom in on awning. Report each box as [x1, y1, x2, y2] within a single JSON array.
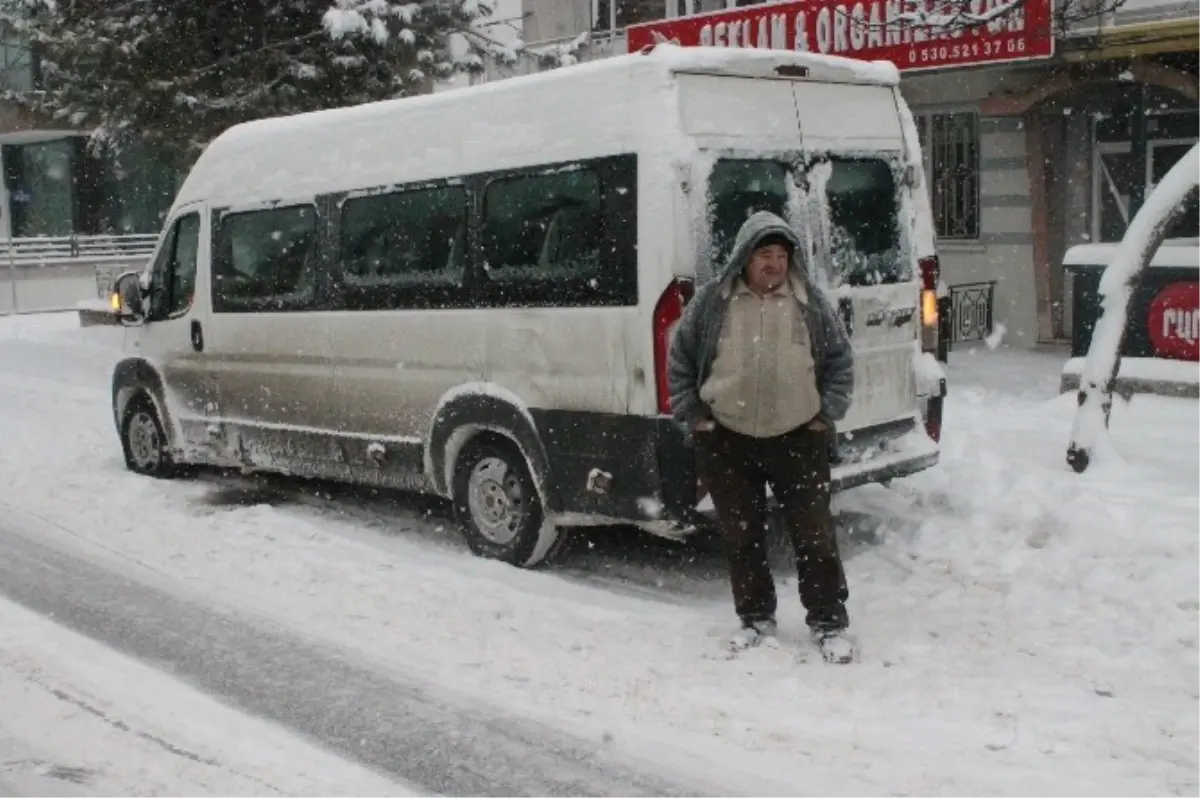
[[1061, 18, 1199, 61]]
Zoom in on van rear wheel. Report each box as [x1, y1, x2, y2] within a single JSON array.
[[452, 437, 567, 568]]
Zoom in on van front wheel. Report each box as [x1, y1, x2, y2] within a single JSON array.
[[452, 437, 566, 568], [120, 396, 177, 479]]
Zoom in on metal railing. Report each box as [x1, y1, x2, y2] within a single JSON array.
[[2, 233, 159, 266], [945, 280, 997, 348], [1, 233, 157, 315]]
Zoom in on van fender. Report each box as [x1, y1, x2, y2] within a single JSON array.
[[424, 384, 560, 513], [111, 357, 174, 444]]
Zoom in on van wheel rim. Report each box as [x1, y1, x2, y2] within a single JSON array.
[[467, 457, 525, 546], [128, 411, 161, 470]]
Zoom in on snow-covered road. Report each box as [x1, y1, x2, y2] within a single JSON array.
[[0, 312, 1196, 795], [0, 595, 412, 797], [0, 521, 691, 796]]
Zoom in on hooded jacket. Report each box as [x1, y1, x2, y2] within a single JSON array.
[[667, 211, 855, 432]]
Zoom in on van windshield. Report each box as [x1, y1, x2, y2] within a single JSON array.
[[707, 157, 908, 287]]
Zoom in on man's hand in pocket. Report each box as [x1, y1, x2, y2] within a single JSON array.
[[694, 420, 716, 433]]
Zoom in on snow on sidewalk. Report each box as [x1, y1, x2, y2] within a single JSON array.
[[0, 597, 412, 797], [0, 314, 1197, 795]]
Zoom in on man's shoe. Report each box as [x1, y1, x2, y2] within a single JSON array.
[[730, 618, 779, 653], [813, 628, 855, 664]]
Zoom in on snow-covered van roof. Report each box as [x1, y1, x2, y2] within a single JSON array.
[[172, 44, 901, 210]]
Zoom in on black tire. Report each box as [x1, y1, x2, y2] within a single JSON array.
[[120, 394, 177, 479], [451, 436, 568, 568]]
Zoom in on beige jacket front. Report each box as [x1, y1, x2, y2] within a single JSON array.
[[699, 275, 823, 439]]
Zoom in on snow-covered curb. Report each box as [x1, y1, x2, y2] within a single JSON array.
[[1061, 356, 1199, 399]]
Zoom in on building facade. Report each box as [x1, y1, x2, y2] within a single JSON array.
[[490, 0, 1198, 348], [0, 30, 179, 242]]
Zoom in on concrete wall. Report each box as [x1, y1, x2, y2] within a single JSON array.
[[0, 259, 148, 315]]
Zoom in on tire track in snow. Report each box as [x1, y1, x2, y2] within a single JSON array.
[[0, 521, 704, 797]]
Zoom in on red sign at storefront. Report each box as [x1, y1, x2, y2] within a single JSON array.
[[626, 0, 1055, 72], [1147, 281, 1199, 361]]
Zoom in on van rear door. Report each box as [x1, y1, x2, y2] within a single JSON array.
[[794, 155, 920, 433], [686, 77, 920, 438], [790, 84, 919, 433]]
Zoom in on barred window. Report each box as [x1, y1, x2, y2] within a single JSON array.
[[915, 111, 980, 241]]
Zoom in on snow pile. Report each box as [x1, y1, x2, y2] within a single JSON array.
[[1064, 240, 1200, 271], [0, 314, 1196, 794], [985, 321, 1007, 349]]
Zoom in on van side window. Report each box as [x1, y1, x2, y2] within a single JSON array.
[[340, 184, 467, 286], [212, 205, 318, 313], [148, 212, 200, 320], [478, 155, 637, 308]]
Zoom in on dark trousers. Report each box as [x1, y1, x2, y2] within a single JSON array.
[[698, 422, 849, 632]]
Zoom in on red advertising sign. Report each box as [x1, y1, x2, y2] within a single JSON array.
[[1147, 281, 1199, 361], [626, 0, 1055, 72]]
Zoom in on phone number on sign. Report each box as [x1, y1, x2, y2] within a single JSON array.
[[906, 37, 1029, 65]]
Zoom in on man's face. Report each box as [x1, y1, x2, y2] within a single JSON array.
[[746, 243, 790, 293]]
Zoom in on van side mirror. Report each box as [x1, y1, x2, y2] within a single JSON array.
[[113, 271, 146, 321]]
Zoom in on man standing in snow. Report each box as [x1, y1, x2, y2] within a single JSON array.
[[667, 211, 856, 664]]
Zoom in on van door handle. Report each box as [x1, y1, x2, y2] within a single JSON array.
[[190, 320, 204, 352]]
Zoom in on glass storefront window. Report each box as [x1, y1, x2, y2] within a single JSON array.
[[1094, 126, 1200, 241], [1095, 146, 1138, 243], [9, 139, 75, 238], [3, 137, 177, 238], [1151, 143, 1199, 240]]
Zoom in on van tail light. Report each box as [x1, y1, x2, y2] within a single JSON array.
[[918, 254, 946, 443], [919, 255, 939, 347], [653, 278, 694, 416], [920, 254, 949, 361]]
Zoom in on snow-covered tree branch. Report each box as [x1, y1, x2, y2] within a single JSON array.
[[322, 0, 588, 73], [855, 0, 1128, 36], [1065, 142, 1199, 474]]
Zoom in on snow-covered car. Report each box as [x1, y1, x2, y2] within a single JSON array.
[[108, 44, 946, 568]]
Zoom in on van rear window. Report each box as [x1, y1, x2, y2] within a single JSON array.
[[708, 157, 908, 287]]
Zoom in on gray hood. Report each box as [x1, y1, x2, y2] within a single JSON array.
[[718, 211, 806, 285], [668, 214, 856, 429]]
